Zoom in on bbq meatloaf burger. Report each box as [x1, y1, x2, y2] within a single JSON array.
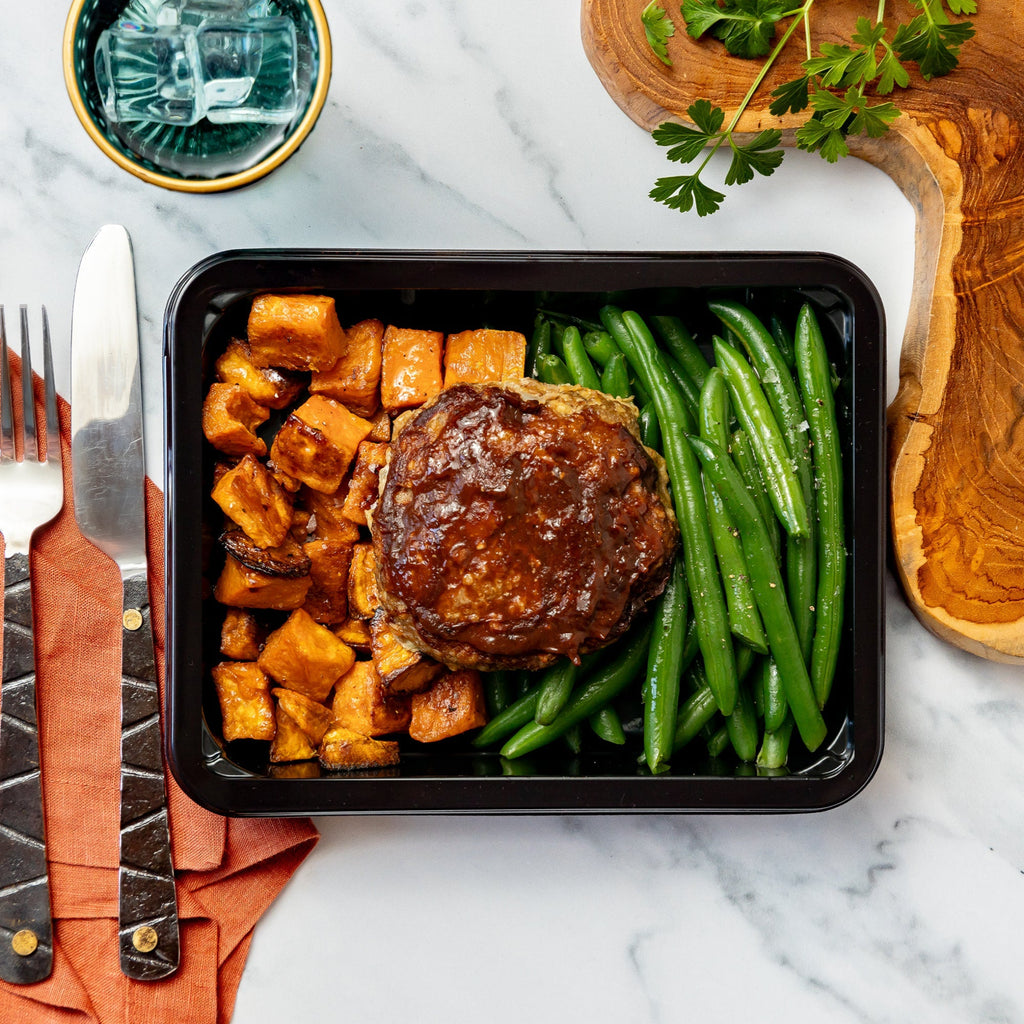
[[368, 379, 679, 672]]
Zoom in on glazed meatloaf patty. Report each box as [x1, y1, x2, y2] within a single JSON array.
[[369, 379, 679, 671]]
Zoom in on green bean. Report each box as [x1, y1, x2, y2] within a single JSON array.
[[500, 624, 651, 759], [483, 670, 512, 718], [700, 368, 767, 654], [583, 329, 620, 367], [536, 309, 604, 334], [707, 725, 731, 758], [757, 713, 794, 770], [731, 428, 780, 564], [600, 351, 632, 399], [759, 657, 787, 733], [535, 659, 579, 726], [651, 314, 711, 387], [638, 402, 662, 449], [709, 299, 817, 662], [687, 436, 827, 751], [472, 685, 542, 748], [536, 352, 573, 386], [662, 353, 701, 423], [526, 316, 552, 378], [601, 305, 736, 715], [589, 705, 627, 745], [726, 681, 759, 762], [795, 303, 846, 707], [644, 557, 687, 774], [769, 312, 796, 369], [713, 336, 810, 538], [562, 325, 602, 390], [628, 371, 653, 410], [550, 321, 566, 359], [672, 685, 719, 751]]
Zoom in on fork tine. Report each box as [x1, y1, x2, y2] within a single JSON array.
[[41, 307, 59, 464], [20, 305, 37, 462], [0, 305, 14, 461]]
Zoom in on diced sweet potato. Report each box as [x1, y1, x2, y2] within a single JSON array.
[[214, 555, 312, 610], [220, 608, 263, 661], [341, 441, 389, 526], [247, 293, 347, 371], [309, 318, 384, 418], [220, 530, 311, 578], [202, 382, 270, 457], [408, 670, 488, 743], [334, 617, 372, 650], [302, 537, 353, 625], [380, 326, 443, 412], [271, 687, 334, 746], [331, 660, 412, 737], [211, 661, 276, 742], [215, 338, 304, 409], [302, 488, 362, 544], [347, 543, 380, 619], [366, 407, 392, 443], [269, 705, 316, 763], [370, 614, 443, 694], [443, 329, 528, 387], [270, 395, 373, 493], [211, 454, 294, 548], [257, 608, 356, 701], [318, 725, 400, 770]]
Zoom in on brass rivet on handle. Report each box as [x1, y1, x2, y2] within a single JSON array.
[[123, 608, 143, 631], [132, 926, 159, 953], [11, 929, 38, 956]]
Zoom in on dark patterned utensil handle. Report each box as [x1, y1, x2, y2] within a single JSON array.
[[118, 571, 179, 981], [0, 552, 53, 984]]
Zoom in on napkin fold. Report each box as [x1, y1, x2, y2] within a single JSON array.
[[0, 357, 319, 1023]]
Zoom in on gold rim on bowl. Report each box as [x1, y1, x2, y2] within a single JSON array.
[[62, 0, 332, 193]]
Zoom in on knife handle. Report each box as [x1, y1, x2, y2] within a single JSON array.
[[118, 571, 179, 981], [0, 552, 54, 984]]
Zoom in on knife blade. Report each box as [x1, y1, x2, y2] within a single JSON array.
[[70, 225, 180, 982]]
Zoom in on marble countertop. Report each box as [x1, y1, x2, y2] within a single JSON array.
[[4, 2, 1024, 1021]]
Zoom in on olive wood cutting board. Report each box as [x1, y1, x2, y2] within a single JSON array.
[[582, 0, 1024, 662]]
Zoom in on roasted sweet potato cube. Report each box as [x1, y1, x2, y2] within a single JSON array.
[[309, 318, 384, 418], [215, 338, 304, 409], [214, 555, 312, 610], [443, 329, 528, 387], [202, 382, 270, 457], [247, 293, 347, 372], [258, 608, 356, 701], [409, 670, 487, 743], [302, 537, 353, 625], [211, 454, 294, 548], [334, 617, 372, 650], [332, 660, 412, 737], [302, 488, 362, 544], [211, 661, 276, 742], [370, 615, 443, 694], [220, 608, 263, 661], [366, 407, 391, 443], [341, 441, 388, 526], [318, 726, 400, 770], [269, 705, 316, 763], [270, 395, 373, 493], [380, 326, 444, 412], [272, 687, 334, 746], [347, 543, 380, 619]]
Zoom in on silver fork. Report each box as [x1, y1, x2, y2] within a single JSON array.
[[0, 305, 62, 985]]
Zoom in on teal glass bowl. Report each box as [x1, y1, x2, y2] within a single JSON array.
[[63, 0, 331, 192]]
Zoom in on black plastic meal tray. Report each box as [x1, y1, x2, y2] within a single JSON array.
[[163, 249, 885, 815]]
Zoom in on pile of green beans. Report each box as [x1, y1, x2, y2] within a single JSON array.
[[473, 299, 846, 773]]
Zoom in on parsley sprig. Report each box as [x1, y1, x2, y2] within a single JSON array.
[[646, 0, 976, 215]]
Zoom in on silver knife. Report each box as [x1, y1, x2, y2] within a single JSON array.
[[71, 225, 180, 981]]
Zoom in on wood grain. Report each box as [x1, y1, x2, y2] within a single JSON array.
[[582, 0, 1024, 662]]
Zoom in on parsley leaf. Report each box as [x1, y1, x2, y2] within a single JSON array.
[[641, 2, 676, 67], [725, 129, 784, 184], [650, 175, 727, 217], [769, 75, 810, 116], [682, 0, 794, 58], [893, 11, 975, 79]]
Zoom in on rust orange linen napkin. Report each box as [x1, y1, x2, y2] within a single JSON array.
[[0, 360, 320, 1023]]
